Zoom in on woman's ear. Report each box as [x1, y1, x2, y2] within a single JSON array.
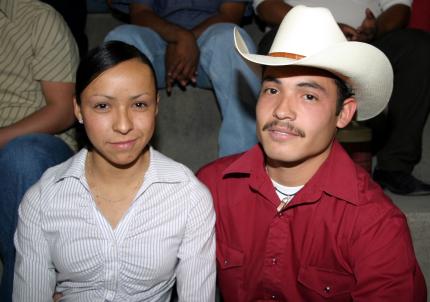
[[336, 98, 357, 128], [73, 97, 83, 124], [155, 93, 160, 116]]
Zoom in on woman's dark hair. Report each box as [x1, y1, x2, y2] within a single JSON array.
[[75, 41, 158, 148], [75, 40, 157, 104]]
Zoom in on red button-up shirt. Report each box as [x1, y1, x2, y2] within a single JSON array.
[[197, 141, 426, 302]]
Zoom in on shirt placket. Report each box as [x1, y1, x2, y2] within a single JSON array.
[[104, 237, 119, 301], [261, 211, 290, 301]]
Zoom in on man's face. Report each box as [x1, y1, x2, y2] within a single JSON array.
[[256, 65, 356, 168]]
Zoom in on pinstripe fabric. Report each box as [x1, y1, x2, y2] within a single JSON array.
[[13, 147, 216, 302], [0, 0, 79, 149]]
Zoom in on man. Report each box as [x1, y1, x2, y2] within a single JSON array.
[[254, 0, 430, 195], [104, 0, 260, 157], [197, 6, 427, 301], [0, 0, 79, 301]]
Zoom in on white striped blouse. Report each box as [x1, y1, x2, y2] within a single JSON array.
[[13, 148, 216, 302]]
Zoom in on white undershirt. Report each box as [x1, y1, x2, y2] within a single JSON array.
[[271, 179, 303, 204]]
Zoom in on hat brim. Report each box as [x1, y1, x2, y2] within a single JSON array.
[[235, 28, 393, 121]]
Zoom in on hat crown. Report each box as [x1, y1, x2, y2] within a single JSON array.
[[269, 5, 347, 57]]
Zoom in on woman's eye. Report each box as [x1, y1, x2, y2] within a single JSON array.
[[94, 103, 109, 110], [263, 87, 279, 95], [133, 102, 148, 109]]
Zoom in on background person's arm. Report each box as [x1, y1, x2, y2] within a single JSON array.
[[0, 81, 75, 147], [356, 4, 410, 42], [256, 0, 292, 26], [129, 3, 199, 92], [191, 2, 247, 38]]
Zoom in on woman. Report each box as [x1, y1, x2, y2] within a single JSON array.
[[13, 41, 216, 302]]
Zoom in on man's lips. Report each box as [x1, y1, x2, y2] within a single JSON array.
[[263, 121, 305, 137], [269, 127, 301, 137]]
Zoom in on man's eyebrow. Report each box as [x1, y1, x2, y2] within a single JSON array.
[[297, 81, 328, 94], [262, 75, 281, 84]]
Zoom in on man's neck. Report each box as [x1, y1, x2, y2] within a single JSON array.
[[266, 143, 333, 187]]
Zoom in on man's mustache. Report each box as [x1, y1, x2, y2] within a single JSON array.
[[262, 120, 306, 137]]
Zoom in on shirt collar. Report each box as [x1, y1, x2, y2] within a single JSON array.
[[0, 0, 17, 20], [221, 140, 360, 205], [54, 147, 188, 185]]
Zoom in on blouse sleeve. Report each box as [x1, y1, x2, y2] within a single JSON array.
[[175, 181, 216, 302], [13, 186, 56, 302]]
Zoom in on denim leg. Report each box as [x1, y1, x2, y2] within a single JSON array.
[[0, 134, 73, 302], [104, 24, 167, 88], [197, 23, 261, 157]]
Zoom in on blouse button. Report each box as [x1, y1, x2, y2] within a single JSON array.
[[224, 259, 228, 265], [324, 285, 331, 293]]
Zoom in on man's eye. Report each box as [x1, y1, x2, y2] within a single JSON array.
[[304, 94, 317, 101], [263, 87, 279, 95]]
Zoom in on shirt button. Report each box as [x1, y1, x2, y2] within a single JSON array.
[[271, 295, 277, 299], [224, 259, 228, 265], [272, 258, 277, 264], [324, 285, 331, 293], [278, 212, 283, 217]]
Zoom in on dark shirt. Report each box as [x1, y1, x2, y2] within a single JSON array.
[[197, 141, 427, 302], [132, 0, 249, 29]]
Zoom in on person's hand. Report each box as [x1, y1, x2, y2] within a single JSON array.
[[165, 31, 199, 94], [338, 23, 359, 41], [53, 292, 63, 302], [356, 8, 377, 42]]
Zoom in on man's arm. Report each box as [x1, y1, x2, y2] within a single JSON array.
[[256, 0, 292, 26], [350, 207, 426, 301], [0, 81, 75, 148]]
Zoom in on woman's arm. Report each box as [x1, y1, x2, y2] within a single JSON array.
[[13, 188, 56, 301], [175, 184, 216, 301]]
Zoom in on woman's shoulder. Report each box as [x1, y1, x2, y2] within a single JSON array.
[[23, 151, 85, 204]]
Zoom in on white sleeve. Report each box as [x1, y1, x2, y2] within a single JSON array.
[[175, 183, 216, 302], [13, 187, 55, 302]]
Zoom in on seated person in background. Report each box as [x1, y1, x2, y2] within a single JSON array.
[[40, 0, 88, 57], [104, 0, 261, 157], [0, 0, 79, 301], [13, 41, 216, 302], [255, 0, 430, 195], [198, 6, 426, 301]]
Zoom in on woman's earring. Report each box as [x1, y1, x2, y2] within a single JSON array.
[[78, 119, 83, 124]]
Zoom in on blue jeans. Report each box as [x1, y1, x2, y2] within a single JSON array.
[[105, 23, 261, 157], [0, 134, 74, 302]]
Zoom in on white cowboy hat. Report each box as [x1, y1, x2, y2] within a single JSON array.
[[234, 5, 393, 120]]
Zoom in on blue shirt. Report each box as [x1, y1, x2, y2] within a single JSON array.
[[130, 0, 250, 29]]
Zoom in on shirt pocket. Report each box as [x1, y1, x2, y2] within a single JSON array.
[[297, 266, 355, 301], [216, 241, 245, 301]]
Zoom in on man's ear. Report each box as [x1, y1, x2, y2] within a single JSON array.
[[336, 98, 357, 128], [73, 97, 83, 123]]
